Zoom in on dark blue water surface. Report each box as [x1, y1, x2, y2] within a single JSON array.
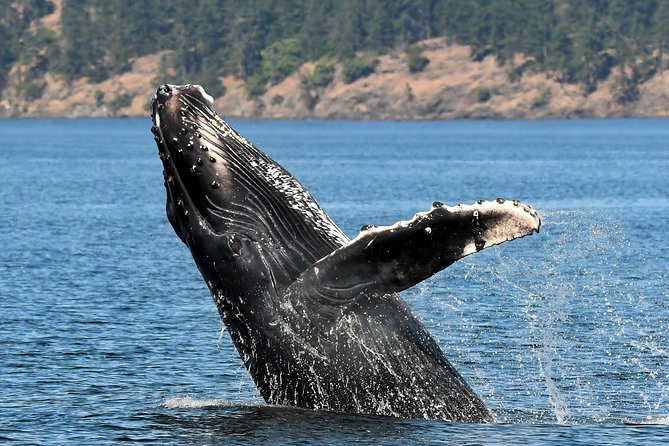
[[1, 118, 668, 444]]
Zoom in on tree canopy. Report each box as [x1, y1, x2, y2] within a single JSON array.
[[3, 0, 669, 97]]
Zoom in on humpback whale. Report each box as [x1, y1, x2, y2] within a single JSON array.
[[150, 84, 540, 422]]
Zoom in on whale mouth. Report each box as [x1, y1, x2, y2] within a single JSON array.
[[150, 84, 221, 242]]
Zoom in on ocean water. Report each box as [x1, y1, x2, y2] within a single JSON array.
[[0, 117, 668, 444]]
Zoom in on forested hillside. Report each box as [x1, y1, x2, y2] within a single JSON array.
[[2, 0, 669, 118]]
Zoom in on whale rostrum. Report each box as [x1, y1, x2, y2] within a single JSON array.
[[150, 84, 540, 422]]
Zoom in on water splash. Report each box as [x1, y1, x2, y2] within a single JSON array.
[[641, 416, 669, 425], [534, 211, 662, 421], [161, 395, 230, 409], [524, 210, 580, 423], [416, 208, 668, 424], [622, 415, 669, 425], [536, 343, 569, 424]]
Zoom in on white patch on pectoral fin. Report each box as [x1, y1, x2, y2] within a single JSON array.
[[453, 199, 541, 257], [350, 198, 540, 257]]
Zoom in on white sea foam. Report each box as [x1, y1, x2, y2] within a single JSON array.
[[642, 416, 669, 425], [161, 395, 230, 409], [622, 415, 669, 425]]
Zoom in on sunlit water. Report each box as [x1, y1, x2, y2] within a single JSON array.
[[1, 118, 667, 444]]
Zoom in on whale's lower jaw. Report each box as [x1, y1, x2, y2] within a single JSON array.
[[151, 83, 540, 423]]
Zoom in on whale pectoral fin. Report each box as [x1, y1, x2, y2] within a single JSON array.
[[295, 200, 541, 304]]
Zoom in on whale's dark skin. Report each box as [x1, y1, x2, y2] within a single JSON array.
[[150, 84, 541, 422]]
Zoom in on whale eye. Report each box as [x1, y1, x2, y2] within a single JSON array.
[[157, 84, 172, 97]]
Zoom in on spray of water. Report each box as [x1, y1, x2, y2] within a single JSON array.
[[161, 395, 229, 409], [463, 209, 669, 424]]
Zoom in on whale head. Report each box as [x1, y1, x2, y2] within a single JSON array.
[[151, 84, 279, 313], [150, 84, 347, 325], [150, 84, 223, 240]]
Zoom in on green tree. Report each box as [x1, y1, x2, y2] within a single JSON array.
[[521, 0, 557, 64], [368, 0, 395, 51], [342, 52, 379, 83], [394, 0, 435, 43], [261, 37, 303, 83], [656, 0, 669, 74], [301, 1, 332, 59], [545, 25, 575, 82], [304, 57, 335, 87], [59, 0, 90, 79], [225, 6, 268, 78], [329, 0, 365, 58], [406, 45, 430, 72]]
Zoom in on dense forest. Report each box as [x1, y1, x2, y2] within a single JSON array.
[[3, 0, 669, 103]]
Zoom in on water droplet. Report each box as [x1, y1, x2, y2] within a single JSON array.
[[360, 224, 374, 231], [190, 165, 197, 173], [477, 199, 484, 205], [186, 142, 193, 150], [200, 145, 208, 151], [195, 132, 202, 138], [180, 128, 187, 135], [209, 156, 216, 163], [513, 200, 520, 206], [212, 181, 220, 188], [150, 126, 158, 134], [197, 157, 202, 166], [432, 201, 443, 208], [180, 110, 186, 117], [496, 198, 505, 204], [157, 103, 164, 111], [424, 227, 432, 235], [154, 135, 160, 143], [172, 137, 178, 143]]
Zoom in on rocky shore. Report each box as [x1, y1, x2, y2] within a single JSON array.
[[3, 38, 669, 121]]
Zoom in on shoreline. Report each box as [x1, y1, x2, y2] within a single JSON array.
[[2, 114, 668, 122], [4, 40, 669, 122]]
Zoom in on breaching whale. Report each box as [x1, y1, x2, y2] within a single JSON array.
[[150, 84, 540, 422]]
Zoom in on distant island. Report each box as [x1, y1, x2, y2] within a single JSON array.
[[2, 0, 669, 119]]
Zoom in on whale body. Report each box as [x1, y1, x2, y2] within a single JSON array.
[[150, 84, 540, 422]]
